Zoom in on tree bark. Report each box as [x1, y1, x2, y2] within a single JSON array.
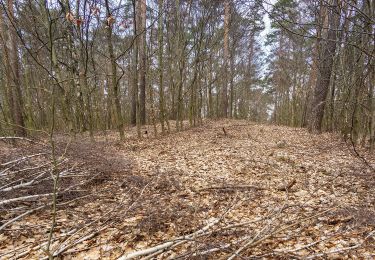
[[309, 0, 341, 133], [131, 0, 138, 126], [158, 0, 166, 134], [138, 0, 147, 125], [105, 0, 125, 140], [221, 0, 230, 118], [0, 0, 26, 136]]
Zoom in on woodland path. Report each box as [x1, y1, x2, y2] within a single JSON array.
[[1, 120, 374, 259]]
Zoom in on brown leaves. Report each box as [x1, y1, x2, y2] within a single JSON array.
[[65, 12, 83, 27], [75, 18, 82, 27], [106, 16, 115, 26], [325, 216, 353, 225], [277, 179, 297, 191], [2, 120, 375, 258], [65, 12, 74, 23]]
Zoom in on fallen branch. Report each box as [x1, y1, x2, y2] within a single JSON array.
[[0, 136, 37, 143], [0, 193, 52, 206], [0, 161, 53, 183], [1, 171, 47, 192], [53, 182, 152, 258], [14, 229, 78, 259], [198, 185, 264, 192], [228, 224, 270, 260], [0, 244, 31, 258], [227, 208, 336, 259], [305, 229, 375, 259], [227, 202, 286, 260], [118, 218, 220, 260], [0, 194, 86, 241], [1, 153, 48, 167], [190, 235, 251, 257], [48, 225, 108, 259], [0, 204, 48, 232]]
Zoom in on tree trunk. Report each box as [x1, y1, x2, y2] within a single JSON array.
[[158, 0, 166, 134], [309, 0, 341, 133], [0, 0, 26, 136], [229, 48, 235, 118], [138, 0, 147, 125], [131, 1, 138, 126], [132, 0, 142, 138], [221, 0, 230, 118], [105, 0, 125, 140]]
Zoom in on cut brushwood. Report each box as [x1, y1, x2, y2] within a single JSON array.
[[198, 184, 264, 192], [117, 218, 220, 259]]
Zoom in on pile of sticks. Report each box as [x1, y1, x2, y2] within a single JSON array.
[[117, 200, 374, 259], [0, 137, 95, 256]]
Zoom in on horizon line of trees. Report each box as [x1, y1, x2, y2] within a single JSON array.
[[0, 0, 374, 150], [0, 0, 268, 140]]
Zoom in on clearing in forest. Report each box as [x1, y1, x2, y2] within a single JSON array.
[[0, 120, 374, 259]]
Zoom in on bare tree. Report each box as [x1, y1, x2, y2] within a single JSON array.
[[0, 0, 26, 136], [105, 0, 125, 140], [221, 0, 230, 118], [309, 0, 341, 133], [138, 0, 147, 125]]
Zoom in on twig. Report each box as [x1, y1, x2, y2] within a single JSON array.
[[305, 229, 375, 259], [14, 229, 78, 259], [1, 171, 48, 191], [198, 185, 264, 192], [189, 235, 251, 257], [54, 181, 152, 258], [223, 127, 227, 136], [1, 153, 48, 167], [0, 244, 31, 258], [139, 194, 240, 260], [49, 225, 108, 259], [0, 204, 48, 232], [0, 193, 52, 206], [0, 136, 38, 143], [273, 233, 340, 254], [228, 225, 270, 260], [227, 201, 287, 260], [118, 218, 220, 260]]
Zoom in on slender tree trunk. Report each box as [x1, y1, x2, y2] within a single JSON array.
[[23, 56, 35, 127], [221, 0, 230, 118], [0, 0, 26, 136], [132, 0, 142, 138], [158, 0, 166, 134], [208, 54, 213, 118], [147, 26, 157, 137], [131, 2, 138, 126], [76, 2, 94, 138], [105, 0, 125, 140], [229, 48, 235, 118], [175, 0, 185, 131], [369, 20, 375, 151], [138, 0, 147, 125]]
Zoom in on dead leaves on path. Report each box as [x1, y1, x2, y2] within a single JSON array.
[[1, 120, 375, 259], [116, 120, 374, 259]]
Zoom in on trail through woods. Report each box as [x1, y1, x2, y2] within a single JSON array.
[[1, 120, 374, 259]]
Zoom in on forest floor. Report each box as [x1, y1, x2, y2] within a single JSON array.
[[1, 120, 374, 259]]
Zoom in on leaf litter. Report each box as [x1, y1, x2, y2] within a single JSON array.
[[0, 119, 374, 259]]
